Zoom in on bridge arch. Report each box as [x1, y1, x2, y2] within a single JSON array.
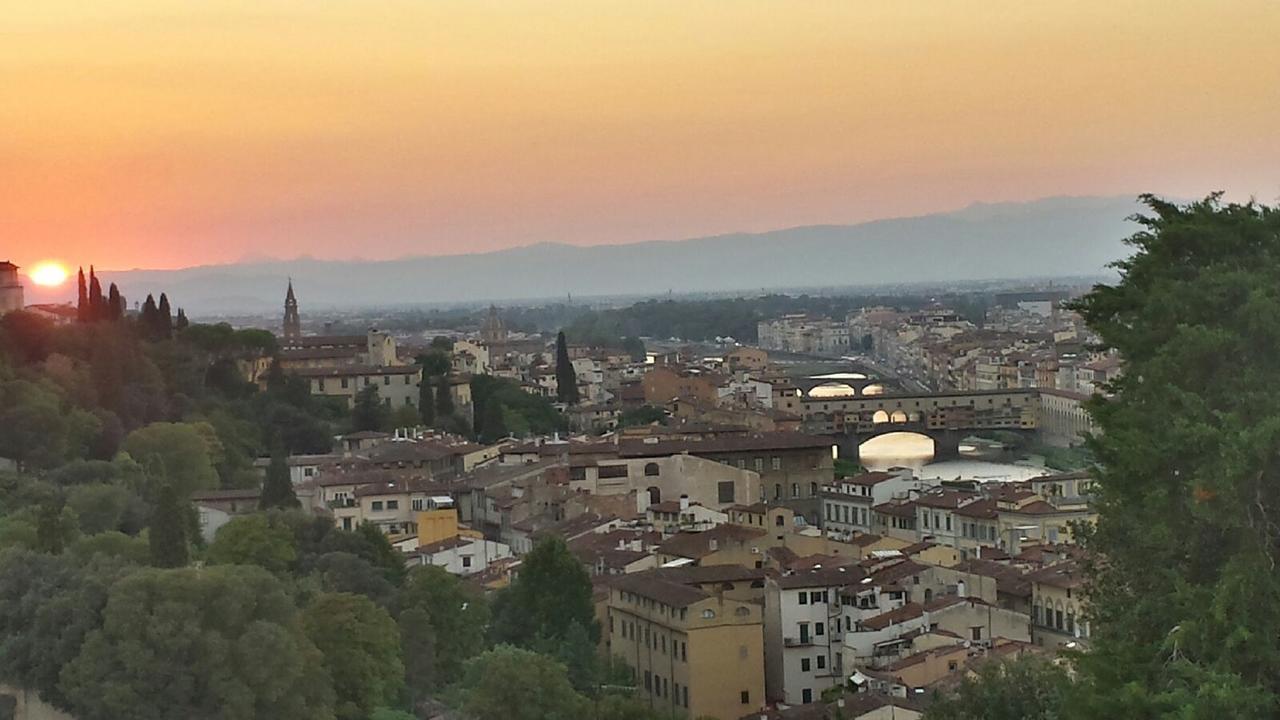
[[871, 410, 890, 424], [856, 431, 936, 467], [861, 383, 886, 396], [808, 382, 858, 398]]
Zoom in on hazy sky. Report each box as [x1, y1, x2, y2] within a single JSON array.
[[4, 0, 1278, 272]]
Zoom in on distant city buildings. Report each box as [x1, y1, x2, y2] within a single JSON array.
[[758, 315, 851, 355]]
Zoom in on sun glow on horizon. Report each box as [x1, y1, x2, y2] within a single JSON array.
[[30, 261, 69, 287]]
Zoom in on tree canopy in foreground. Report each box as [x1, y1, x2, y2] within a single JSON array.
[[1070, 195, 1280, 716]]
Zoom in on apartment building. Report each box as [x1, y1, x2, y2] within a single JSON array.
[[608, 568, 766, 719]]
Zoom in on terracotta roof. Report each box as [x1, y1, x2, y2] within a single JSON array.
[[915, 489, 980, 510], [353, 477, 451, 497], [283, 334, 366, 347], [950, 558, 1031, 598], [776, 564, 867, 589], [657, 523, 768, 560], [653, 565, 767, 585], [843, 471, 896, 486], [413, 536, 473, 555], [618, 431, 831, 458], [610, 571, 708, 608], [860, 595, 974, 630], [882, 643, 967, 672], [873, 501, 918, 518], [1025, 559, 1086, 590], [954, 498, 999, 519]]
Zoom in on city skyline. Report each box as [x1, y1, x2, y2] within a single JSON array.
[[4, 0, 1279, 272]]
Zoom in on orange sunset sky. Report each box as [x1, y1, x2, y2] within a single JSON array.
[[3, 0, 1279, 273]]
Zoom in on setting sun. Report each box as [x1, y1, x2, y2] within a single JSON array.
[[29, 261, 69, 287]]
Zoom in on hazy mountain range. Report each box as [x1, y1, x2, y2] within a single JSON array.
[[104, 196, 1145, 314]]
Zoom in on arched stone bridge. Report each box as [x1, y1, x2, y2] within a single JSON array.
[[776, 388, 1041, 462]]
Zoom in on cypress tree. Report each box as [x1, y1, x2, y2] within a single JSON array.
[[87, 266, 104, 322], [480, 400, 507, 443], [140, 294, 158, 338], [419, 377, 435, 426], [175, 308, 189, 330], [148, 483, 189, 568], [554, 331, 579, 405], [157, 293, 173, 339], [76, 267, 88, 322], [352, 385, 388, 432], [259, 448, 299, 510], [107, 283, 124, 321], [435, 374, 454, 418]]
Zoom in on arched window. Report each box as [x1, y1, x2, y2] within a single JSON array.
[[924, 588, 934, 603], [1065, 605, 1076, 635], [644, 462, 660, 477], [775, 514, 785, 527], [701, 609, 716, 619], [647, 486, 661, 506]]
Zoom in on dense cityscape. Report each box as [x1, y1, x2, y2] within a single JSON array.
[[5, 2, 1279, 718], [3, 193, 1278, 719]]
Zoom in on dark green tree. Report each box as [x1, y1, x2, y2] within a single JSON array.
[[395, 564, 490, 684], [139, 294, 158, 337], [1069, 195, 1280, 716], [478, 399, 507, 443], [313, 551, 395, 607], [259, 448, 299, 510], [87, 266, 104, 322], [352, 385, 389, 432], [207, 513, 297, 574], [460, 646, 585, 720], [924, 656, 1070, 719], [175, 307, 189, 330], [0, 549, 129, 707], [35, 499, 77, 554], [621, 336, 646, 362], [77, 267, 89, 322], [60, 565, 335, 720], [301, 592, 404, 720], [417, 350, 451, 376], [107, 283, 124, 321], [147, 483, 188, 568], [554, 331, 579, 404], [418, 378, 435, 426], [435, 374, 454, 417], [156, 293, 173, 339], [491, 536, 597, 648], [399, 606, 436, 705]]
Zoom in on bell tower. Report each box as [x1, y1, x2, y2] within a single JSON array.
[[282, 279, 301, 342]]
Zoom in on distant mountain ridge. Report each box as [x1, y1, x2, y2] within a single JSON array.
[[108, 196, 1145, 314]]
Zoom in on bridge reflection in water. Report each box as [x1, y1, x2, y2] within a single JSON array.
[[858, 431, 935, 472]]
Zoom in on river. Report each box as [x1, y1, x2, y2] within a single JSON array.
[[856, 431, 1049, 483]]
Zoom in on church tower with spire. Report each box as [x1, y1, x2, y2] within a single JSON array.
[[282, 280, 301, 342]]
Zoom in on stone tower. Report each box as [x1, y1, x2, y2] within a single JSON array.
[[0, 261, 24, 315], [480, 304, 507, 345], [282, 279, 301, 342]]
